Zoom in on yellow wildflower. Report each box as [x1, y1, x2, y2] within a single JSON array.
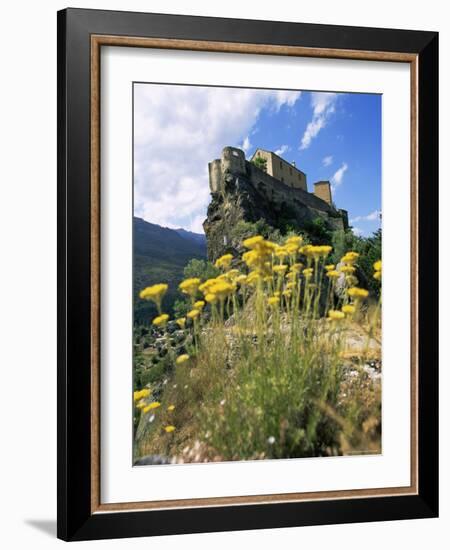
[[133, 388, 150, 402], [267, 296, 280, 307], [340, 265, 356, 274], [272, 264, 288, 274], [328, 310, 345, 320], [194, 300, 205, 310], [242, 250, 259, 268], [164, 425, 176, 433], [373, 260, 382, 272], [176, 354, 190, 365], [325, 264, 335, 271], [318, 245, 332, 257], [167, 405, 175, 412], [176, 317, 186, 329], [326, 270, 340, 279], [187, 309, 201, 320], [342, 304, 356, 314], [144, 401, 160, 412], [139, 283, 168, 312], [373, 271, 382, 281], [179, 277, 201, 297], [285, 235, 303, 247], [236, 274, 248, 284], [205, 293, 217, 304], [139, 283, 168, 302], [290, 262, 304, 272], [282, 289, 292, 298], [347, 287, 369, 299], [274, 246, 289, 259], [199, 278, 219, 295], [341, 251, 359, 264], [153, 313, 169, 326], [215, 253, 233, 269], [303, 268, 314, 278], [136, 400, 146, 409], [246, 270, 262, 286], [208, 280, 234, 300], [300, 244, 313, 256], [243, 235, 264, 249]]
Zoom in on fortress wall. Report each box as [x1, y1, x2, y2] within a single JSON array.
[[247, 162, 335, 213]]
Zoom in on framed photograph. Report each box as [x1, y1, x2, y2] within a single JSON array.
[[57, 8, 438, 541]]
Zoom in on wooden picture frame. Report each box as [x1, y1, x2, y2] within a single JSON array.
[[57, 8, 438, 541]]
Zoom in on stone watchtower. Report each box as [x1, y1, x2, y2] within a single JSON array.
[[313, 181, 333, 205], [208, 146, 246, 193]]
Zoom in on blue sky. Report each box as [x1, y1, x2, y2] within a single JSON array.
[[134, 84, 381, 236]]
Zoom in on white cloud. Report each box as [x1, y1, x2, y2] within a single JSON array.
[[330, 162, 348, 191], [350, 210, 381, 223], [352, 227, 364, 237], [322, 155, 333, 167], [134, 84, 302, 233], [241, 135, 251, 153], [275, 144, 290, 157], [272, 90, 302, 111], [300, 92, 338, 150]]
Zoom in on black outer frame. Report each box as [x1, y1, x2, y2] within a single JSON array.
[[57, 8, 439, 542]]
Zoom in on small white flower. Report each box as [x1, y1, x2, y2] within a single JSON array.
[[173, 384, 177, 389], [184, 385, 188, 390], [163, 379, 168, 385], [148, 414, 155, 423], [220, 399, 226, 406], [267, 436, 276, 445]]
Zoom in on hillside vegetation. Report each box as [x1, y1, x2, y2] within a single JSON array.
[[133, 232, 382, 463], [133, 217, 206, 324]]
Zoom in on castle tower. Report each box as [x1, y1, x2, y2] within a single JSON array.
[[313, 181, 333, 205], [221, 146, 246, 176]]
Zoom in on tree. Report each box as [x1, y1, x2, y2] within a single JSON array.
[[251, 156, 267, 172], [183, 258, 219, 281]]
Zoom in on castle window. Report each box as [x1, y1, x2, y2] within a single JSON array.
[[289, 167, 292, 175], [281, 177, 284, 183], [280, 161, 282, 169]]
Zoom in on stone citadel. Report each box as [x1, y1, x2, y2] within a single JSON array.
[[204, 146, 348, 260]]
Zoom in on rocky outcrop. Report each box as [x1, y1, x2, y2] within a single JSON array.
[[203, 146, 348, 261]]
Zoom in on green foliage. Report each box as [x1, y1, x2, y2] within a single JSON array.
[[332, 228, 382, 295], [140, 363, 166, 386], [183, 258, 219, 281], [331, 229, 362, 262], [173, 298, 191, 319], [230, 219, 274, 244], [251, 156, 267, 172], [302, 217, 333, 244]]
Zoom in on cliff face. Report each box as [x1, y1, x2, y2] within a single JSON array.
[[203, 147, 348, 261]]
